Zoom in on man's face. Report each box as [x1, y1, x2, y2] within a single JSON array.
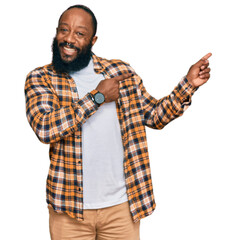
[[52, 8, 97, 72]]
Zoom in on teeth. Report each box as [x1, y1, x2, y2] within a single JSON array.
[[64, 46, 76, 52]]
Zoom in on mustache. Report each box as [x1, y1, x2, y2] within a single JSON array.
[[59, 42, 80, 52]]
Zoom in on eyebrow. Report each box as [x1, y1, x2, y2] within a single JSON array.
[[59, 22, 89, 31]]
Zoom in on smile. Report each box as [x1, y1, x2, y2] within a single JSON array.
[[61, 46, 77, 56], [64, 46, 77, 52]]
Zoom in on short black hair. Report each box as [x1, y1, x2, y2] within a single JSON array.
[[58, 5, 97, 37]]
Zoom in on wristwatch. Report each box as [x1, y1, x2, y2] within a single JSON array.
[[89, 90, 105, 107]]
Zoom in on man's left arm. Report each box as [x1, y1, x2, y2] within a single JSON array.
[[139, 53, 212, 129]]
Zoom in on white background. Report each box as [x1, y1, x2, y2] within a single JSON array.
[[1, 0, 236, 239]]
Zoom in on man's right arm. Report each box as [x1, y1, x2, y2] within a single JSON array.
[[25, 69, 98, 144]]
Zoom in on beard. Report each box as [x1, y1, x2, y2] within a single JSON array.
[[52, 37, 92, 73]]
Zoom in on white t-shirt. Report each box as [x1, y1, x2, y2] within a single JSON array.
[[70, 59, 128, 209]]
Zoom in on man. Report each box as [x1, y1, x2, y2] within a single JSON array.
[[25, 4, 211, 240]]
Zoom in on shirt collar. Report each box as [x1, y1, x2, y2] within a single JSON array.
[[92, 53, 106, 74]]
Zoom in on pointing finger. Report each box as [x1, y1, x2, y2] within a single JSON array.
[[195, 53, 212, 67], [201, 52, 212, 61]]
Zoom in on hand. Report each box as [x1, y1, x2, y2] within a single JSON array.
[[96, 73, 133, 102], [186, 53, 212, 88]]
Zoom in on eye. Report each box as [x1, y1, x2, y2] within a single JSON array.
[[76, 32, 85, 37], [59, 28, 68, 33]]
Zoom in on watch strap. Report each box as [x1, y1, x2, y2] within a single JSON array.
[[90, 89, 98, 96], [89, 90, 105, 107]]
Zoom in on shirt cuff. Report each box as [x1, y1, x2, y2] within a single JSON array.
[[72, 93, 98, 126], [177, 76, 198, 103]]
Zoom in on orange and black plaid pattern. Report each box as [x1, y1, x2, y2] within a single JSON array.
[[25, 54, 196, 223]]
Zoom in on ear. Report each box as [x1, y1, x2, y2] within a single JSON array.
[[91, 36, 98, 46]]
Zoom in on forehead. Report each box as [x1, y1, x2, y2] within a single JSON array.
[[59, 8, 93, 29]]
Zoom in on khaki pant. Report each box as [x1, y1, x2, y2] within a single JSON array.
[[49, 201, 140, 240]]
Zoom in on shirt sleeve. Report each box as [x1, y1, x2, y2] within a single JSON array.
[[24, 69, 98, 144], [138, 75, 197, 129]]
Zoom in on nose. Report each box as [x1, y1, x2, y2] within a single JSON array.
[[64, 31, 76, 44]]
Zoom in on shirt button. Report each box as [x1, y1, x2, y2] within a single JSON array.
[[78, 187, 82, 192], [78, 161, 81, 164]]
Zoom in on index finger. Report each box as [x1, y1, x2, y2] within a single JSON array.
[[201, 52, 212, 61]]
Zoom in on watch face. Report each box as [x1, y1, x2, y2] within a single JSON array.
[[94, 92, 105, 104]]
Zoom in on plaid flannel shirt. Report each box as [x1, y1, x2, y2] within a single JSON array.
[[25, 54, 196, 223]]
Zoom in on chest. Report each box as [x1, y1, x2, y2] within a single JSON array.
[[49, 74, 141, 113]]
